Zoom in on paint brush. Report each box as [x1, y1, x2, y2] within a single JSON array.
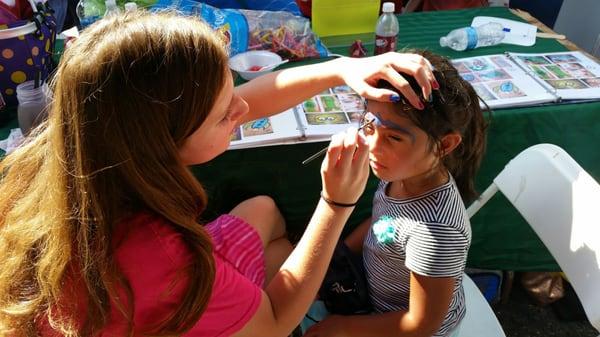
[[301, 119, 373, 165]]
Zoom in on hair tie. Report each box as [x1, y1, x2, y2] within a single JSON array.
[[320, 191, 358, 208]]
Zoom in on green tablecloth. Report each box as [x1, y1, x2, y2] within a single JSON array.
[[2, 7, 599, 271], [198, 7, 600, 271]]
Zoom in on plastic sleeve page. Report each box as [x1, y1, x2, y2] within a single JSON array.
[[452, 54, 557, 109], [298, 86, 365, 140], [228, 108, 302, 150], [509, 51, 600, 101]]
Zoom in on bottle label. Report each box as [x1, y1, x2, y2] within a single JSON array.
[[465, 27, 478, 50], [374, 35, 397, 55]]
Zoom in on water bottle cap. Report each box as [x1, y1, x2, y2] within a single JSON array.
[[439, 36, 447, 47], [382, 2, 395, 13], [105, 0, 116, 6], [124, 2, 137, 11]]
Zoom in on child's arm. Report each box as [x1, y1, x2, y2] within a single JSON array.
[[235, 53, 436, 124], [304, 273, 455, 337], [344, 217, 371, 254]]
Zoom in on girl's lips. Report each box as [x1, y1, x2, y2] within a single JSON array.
[[370, 159, 386, 170]]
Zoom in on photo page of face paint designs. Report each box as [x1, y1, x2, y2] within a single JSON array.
[[229, 85, 365, 150], [452, 51, 600, 109], [509, 52, 600, 100]]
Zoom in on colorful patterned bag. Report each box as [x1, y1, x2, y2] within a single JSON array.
[[0, 0, 56, 109]]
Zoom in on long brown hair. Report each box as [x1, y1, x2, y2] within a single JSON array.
[[0, 10, 228, 336], [377, 50, 490, 202]]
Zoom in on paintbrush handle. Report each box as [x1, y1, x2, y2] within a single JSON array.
[[302, 122, 372, 165], [301, 146, 328, 165], [536, 32, 566, 40]]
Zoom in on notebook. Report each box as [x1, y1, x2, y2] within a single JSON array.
[[452, 51, 600, 109], [229, 85, 365, 150]]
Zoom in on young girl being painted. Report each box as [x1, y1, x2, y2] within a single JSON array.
[[305, 50, 489, 337], [0, 10, 437, 337]]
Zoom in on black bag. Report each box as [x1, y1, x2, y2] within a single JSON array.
[[318, 242, 371, 315]]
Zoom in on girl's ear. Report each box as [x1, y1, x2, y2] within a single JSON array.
[[440, 133, 462, 157]]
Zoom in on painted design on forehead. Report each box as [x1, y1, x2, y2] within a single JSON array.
[[365, 112, 416, 143]]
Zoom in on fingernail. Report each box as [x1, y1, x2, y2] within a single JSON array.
[[427, 93, 433, 103], [418, 101, 425, 110], [390, 94, 401, 103], [432, 80, 440, 90]]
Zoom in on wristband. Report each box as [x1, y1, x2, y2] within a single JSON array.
[[320, 191, 358, 208]]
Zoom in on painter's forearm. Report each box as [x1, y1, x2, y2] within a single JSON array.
[[236, 58, 346, 123], [265, 200, 352, 332]]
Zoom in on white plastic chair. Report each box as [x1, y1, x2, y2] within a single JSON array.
[[466, 143, 600, 335], [459, 273, 506, 337], [553, 0, 600, 57]]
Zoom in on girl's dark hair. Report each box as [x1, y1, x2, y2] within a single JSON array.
[[377, 50, 490, 202]]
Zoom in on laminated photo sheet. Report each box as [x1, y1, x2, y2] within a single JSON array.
[[509, 51, 600, 100], [229, 85, 365, 149], [452, 54, 556, 109]]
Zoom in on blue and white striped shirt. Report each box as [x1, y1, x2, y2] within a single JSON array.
[[363, 177, 471, 337]]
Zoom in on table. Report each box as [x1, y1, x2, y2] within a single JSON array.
[[2, 7, 599, 271], [198, 7, 600, 271]]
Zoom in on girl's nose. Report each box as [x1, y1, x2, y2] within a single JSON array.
[[367, 129, 384, 153], [238, 97, 249, 118]]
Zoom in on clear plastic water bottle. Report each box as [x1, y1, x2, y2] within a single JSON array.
[[104, 0, 121, 17], [76, 0, 103, 28], [16, 81, 52, 136], [124, 2, 137, 12], [439, 22, 506, 51], [374, 2, 399, 55]]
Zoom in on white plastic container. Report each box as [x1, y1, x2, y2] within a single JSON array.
[[228, 51, 286, 81]]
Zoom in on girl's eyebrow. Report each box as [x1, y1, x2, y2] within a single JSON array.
[[371, 112, 416, 143]]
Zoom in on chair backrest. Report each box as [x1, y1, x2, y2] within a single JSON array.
[[480, 144, 600, 331], [460, 273, 506, 337], [553, 0, 600, 57]]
